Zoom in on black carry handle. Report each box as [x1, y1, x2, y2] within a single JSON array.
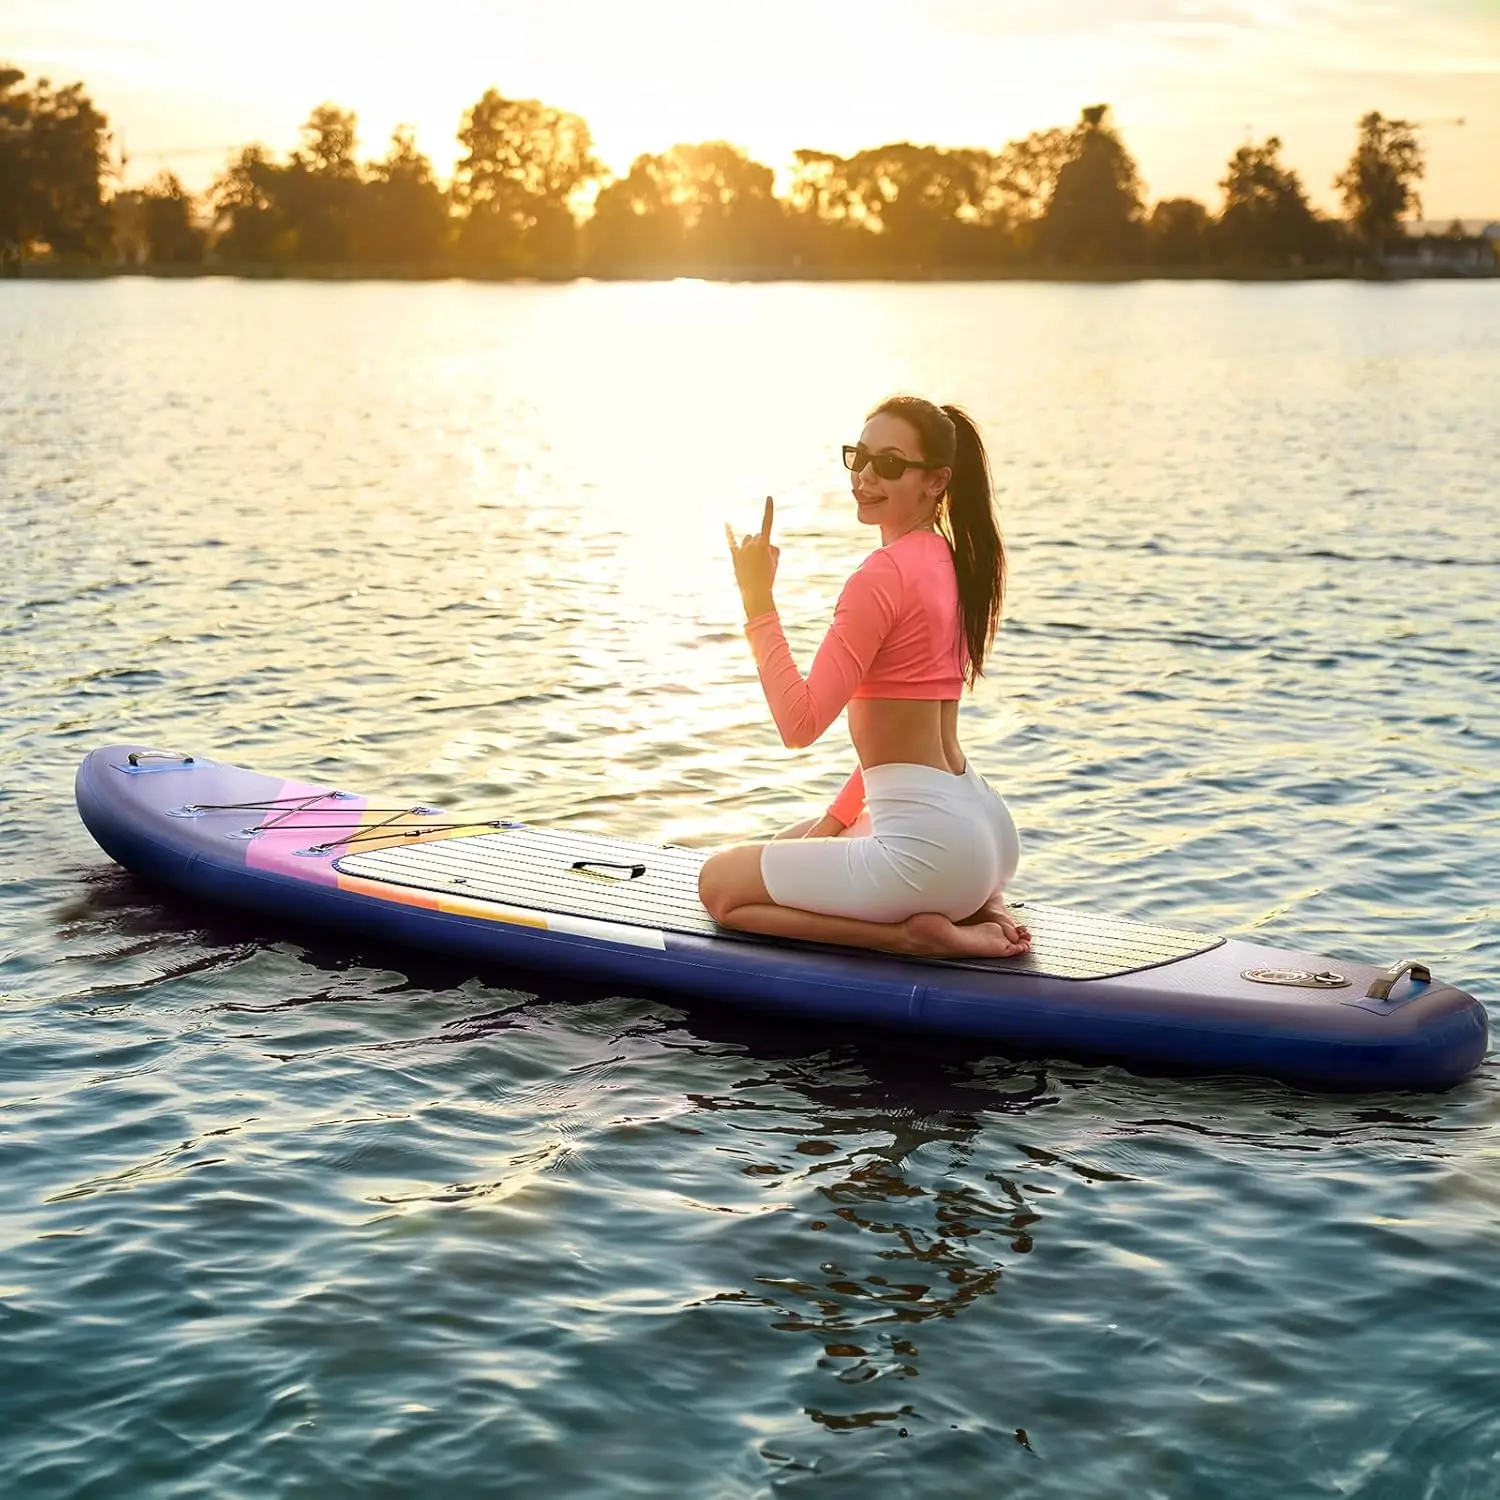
[[570, 859, 647, 881], [1366, 959, 1431, 1001]]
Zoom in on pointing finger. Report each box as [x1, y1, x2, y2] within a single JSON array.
[[761, 495, 774, 542]]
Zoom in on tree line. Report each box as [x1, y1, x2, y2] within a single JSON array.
[[0, 65, 1436, 277]]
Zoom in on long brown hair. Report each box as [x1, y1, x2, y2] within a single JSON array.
[[870, 395, 1005, 686]]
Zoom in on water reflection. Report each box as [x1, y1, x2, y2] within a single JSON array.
[[632, 1044, 1055, 1433], [26, 858, 1500, 1474]]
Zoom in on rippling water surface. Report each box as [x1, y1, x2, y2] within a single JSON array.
[[3, 278, 1498, 1497]]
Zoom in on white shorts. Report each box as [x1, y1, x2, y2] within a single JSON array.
[[760, 762, 1021, 924]]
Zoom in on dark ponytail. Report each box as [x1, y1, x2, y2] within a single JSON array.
[[870, 396, 1006, 686]]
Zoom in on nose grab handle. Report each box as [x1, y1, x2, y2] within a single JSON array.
[[1366, 959, 1432, 1001]]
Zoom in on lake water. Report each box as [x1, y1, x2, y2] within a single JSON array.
[[2, 277, 1498, 1497]]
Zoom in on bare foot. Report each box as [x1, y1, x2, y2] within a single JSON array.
[[957, 897, 1031, 952], [904, 912, 1031, 960]]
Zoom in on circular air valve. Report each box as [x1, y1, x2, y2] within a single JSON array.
[[1241, 968, 1350, 989]]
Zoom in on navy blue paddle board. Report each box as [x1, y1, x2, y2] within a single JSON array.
[[74, 745, 1488, 1090]]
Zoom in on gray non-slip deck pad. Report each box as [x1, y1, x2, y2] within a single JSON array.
[[336, 826, 1222, 981]]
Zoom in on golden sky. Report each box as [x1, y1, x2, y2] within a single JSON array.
[[8, 0, 1498, 218]]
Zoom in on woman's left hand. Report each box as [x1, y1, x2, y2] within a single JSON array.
[[725, 495, 779, 616]]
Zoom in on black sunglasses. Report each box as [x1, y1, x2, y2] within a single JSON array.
[[842, 444, 939, 481]]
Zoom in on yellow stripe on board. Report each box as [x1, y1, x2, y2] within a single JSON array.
[[345, 818, 501, 855]]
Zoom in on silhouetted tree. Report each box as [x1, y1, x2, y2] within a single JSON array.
[[211, 144, 291, 262], [1217, 137, 1335, 267], [784, 149, 873, 269], [587, 152, 687, 274], [33, 78, 113, 256], [357, 125, 449, 265], [1148, 197, 1212, 267], [1335, 111, 1424, 257], [298, 101, 358, 179], [0, 68, 112, 258], [279, 102, 361, 262], [112, 170, 204, 264], [659, 142, 782, 272], [140, 170, 204, 262], [211, 114, 445, 267], [0, 66, 31, 259], [11, 58, 1444, 282], [853, 144, 985, 267], [919, 148, 1020, 265], [844, 145, 962, 230], [452, 89, 600, 273], [1038, 105, 1145, 266], [785, 143, 1006, 270], [787, 149, 857, 224], [588, 142, 783, 274], [987, 127, 1076, 237]]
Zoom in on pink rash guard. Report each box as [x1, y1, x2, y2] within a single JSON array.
[[743, 529, 966, 829]]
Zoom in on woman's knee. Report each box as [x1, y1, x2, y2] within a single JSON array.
[[697, 852, 729, 921], [698, 849, 746, 923], [698, 845, 770, 923]]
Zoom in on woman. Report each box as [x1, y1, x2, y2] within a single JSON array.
[[697, 395, 1028, 960]]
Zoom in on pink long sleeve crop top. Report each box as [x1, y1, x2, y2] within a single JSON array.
[[744, 529, 967, 824]]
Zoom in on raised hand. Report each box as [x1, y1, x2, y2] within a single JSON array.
[[725, 495, 779, 616]]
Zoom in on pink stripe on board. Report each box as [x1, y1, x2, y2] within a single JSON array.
[[243, 779, 367, 888]]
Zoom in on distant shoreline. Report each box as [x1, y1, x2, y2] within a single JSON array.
[[7, 261, 1496, 284]]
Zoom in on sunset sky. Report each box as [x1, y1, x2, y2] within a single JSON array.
[[8, 0, 1497, 219]]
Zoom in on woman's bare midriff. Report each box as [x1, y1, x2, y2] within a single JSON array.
[[848, 698, 966, 777]]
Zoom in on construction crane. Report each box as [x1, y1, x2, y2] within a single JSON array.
[[112, 130, 245, 188]]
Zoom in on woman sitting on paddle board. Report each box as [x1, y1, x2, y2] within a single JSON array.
[[698, 395, 1028, 960]]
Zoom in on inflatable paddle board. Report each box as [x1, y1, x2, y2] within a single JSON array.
[[74, 746, 1488, 1090]]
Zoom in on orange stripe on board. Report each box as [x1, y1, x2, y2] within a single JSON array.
[[336, 873, 549, 929]]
